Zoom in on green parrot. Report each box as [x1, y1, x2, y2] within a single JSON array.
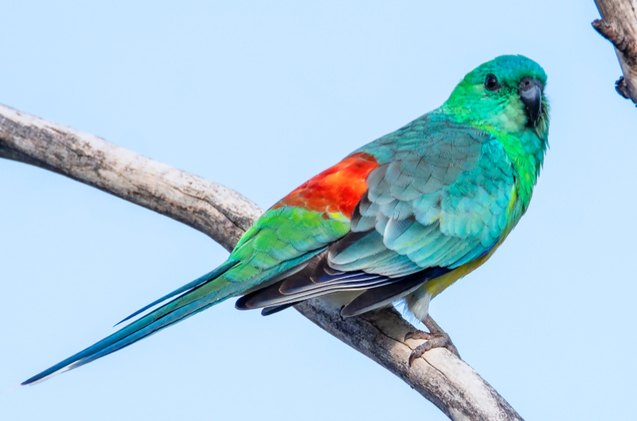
[[23, 54, 549, 384]]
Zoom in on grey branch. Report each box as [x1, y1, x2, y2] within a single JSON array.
[[593, 0, 637, 105], [0, 103, 522, 421]]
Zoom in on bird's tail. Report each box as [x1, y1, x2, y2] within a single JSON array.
[[22, 260, 239, 385]]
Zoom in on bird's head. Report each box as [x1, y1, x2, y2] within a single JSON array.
[[442, 55, 549, 140]]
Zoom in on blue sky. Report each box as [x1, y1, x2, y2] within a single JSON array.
[[1, 1, 636, 420]]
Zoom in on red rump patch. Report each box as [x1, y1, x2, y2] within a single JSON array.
[[275, 152, 379, 218]]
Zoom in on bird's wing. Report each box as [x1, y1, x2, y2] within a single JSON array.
[[238, 119, 517, 312]]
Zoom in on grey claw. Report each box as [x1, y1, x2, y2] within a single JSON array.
[[406, 330, 460, 366]]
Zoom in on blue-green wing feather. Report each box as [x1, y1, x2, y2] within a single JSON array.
[[329, 116, 515, 276]]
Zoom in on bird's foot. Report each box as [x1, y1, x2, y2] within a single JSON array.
[[404, 315, 459, 366], [404, 331, 458, 366]]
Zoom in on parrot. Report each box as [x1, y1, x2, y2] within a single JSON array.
[[23, 54, 549, 384]]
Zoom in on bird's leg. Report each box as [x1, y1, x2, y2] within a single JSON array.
[[404, 315, 460, 366]]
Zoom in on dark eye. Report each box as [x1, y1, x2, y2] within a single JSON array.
[[484, 73, 500, 91]]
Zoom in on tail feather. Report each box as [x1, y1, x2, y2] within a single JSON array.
[[22, 261, 238, 385], [115, 260, 237, 326]]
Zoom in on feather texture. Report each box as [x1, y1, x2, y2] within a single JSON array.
[[25, 55, 550, 384]]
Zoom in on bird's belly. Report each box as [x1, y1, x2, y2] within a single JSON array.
[[403, 246, 501, 323], [425, 249, 496, 298]]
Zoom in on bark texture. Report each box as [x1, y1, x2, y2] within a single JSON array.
[[593, 0, 637, 104], [0, 103, 522, 421]]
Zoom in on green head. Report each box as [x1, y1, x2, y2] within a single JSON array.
[[442, 55, 549, 140]]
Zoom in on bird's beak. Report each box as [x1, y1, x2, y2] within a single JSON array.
[[519, 77, 543, 125]]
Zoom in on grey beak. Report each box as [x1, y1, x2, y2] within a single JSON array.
[[519, 77, 543, 125]]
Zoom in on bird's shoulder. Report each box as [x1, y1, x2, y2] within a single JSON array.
[[357, 113, 496, 166]]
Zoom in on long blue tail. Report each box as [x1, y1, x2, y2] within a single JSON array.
[[22, 260, 238, 385]]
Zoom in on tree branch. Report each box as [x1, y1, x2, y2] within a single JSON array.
[[0, 103, 522, 421], [593, 0, 637, 105]]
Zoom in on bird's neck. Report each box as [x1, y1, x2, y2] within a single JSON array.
[[498, 129, 547, 218]]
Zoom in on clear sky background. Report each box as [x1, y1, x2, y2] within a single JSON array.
[[1, 1, 635, 420]]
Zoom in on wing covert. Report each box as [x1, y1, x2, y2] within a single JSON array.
[[329, 120, 516, 276]]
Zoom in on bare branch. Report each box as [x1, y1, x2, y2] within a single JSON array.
[[0, 103, 522, 421], [593, 0, 637, 105]]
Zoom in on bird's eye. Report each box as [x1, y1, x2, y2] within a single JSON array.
[[484, 74, 500, 91]]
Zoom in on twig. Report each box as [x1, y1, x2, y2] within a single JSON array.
[[593, 0, 637, 104]]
